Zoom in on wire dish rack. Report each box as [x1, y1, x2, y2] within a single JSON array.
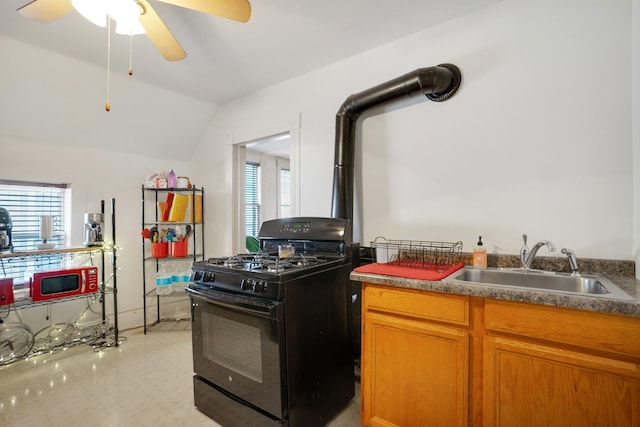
[[371, 237, 463, 272]]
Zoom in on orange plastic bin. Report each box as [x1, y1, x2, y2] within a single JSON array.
[[151, 242, 168, 258], [169, 241, 188, 258]]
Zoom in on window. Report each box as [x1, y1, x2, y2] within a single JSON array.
[[244, 153, 290, 239], [244, 159, 289, 238], [245, 163, 261, 238], [279, 168, 291, 218], [0, 180, 69, 284]]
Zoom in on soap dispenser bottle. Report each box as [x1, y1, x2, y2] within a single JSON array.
[[473, 236, 487, 268]]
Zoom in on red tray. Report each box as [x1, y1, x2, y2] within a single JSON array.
[[353, 262, 464, 281]]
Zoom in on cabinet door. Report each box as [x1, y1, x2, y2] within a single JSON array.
[[484, 335, 640, 427], [361, 311, 469, 427]]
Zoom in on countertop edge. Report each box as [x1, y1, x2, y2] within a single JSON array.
[[350, 271, 640, 318]]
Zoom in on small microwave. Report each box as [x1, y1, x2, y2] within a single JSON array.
[[30, 266, 99, 302]]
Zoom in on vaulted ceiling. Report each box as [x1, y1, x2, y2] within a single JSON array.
[[1, 0, 499, 105]]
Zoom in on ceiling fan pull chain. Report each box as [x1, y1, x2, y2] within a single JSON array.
[[129, 35, 134, 76], [105, 16, 111, 112]]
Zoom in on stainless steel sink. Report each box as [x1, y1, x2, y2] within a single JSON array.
[[446, 268, 633, 300]]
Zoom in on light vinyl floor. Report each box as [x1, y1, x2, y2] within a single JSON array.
[[0, 325, 360, 427]]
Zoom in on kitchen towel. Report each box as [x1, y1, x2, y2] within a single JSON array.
[[353, 262, 464, 281]]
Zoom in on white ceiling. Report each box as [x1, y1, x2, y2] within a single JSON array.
[[0, 0, 499, 105]]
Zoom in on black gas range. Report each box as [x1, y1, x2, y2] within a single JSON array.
[[186, 217, 355, 427]]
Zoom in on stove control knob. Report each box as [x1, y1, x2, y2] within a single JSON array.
[[203, 272, 215, 283], [254, 281, 266, 293], [240, 279, 251, 291], [250, 280, 259, 292]]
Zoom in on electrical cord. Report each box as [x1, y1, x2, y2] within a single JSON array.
[[0, 304, 11, 320]]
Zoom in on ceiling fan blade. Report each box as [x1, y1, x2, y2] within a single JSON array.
[[157, 0, 251, 23], [137, 0, 186, 61], [17, 0, 74, 23]]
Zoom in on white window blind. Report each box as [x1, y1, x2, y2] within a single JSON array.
[[245, 163, 261, 238], [279, 168, 291, 218], [0, 180, 69, 284]]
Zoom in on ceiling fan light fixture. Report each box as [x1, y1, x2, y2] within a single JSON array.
[[109, 0, 142, 26], [72, 0, 107, 28], [73, 0, 144, 35], [115, 17, 145, 36], [19, 0, 251, 63]]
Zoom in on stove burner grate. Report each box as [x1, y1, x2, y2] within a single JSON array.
[[206, 253, 325, 273]]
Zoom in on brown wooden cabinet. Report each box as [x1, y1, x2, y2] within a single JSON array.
[[483, 299, 640, 427], [361, 282, 640, 427], [361, 284, 473, 427]]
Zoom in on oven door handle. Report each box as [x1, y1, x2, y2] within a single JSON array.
[[188, 290, 281, 319]]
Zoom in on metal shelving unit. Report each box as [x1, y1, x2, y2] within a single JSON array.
[[141, 186, 204, 333], [0, 198, 119, 364]]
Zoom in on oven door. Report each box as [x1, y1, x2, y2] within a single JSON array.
[[188, 288, 286, 419]]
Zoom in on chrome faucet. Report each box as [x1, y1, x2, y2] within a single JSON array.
[[519, 234, 529, 268], [561, 248, 580, 276], [522, 240, 555, 269]]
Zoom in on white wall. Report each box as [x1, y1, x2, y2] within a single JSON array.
[[0, 36, 217, 161], [195, 0, 636, 261]]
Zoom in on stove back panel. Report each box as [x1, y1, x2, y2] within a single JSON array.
[[258, 217, 351, 247]]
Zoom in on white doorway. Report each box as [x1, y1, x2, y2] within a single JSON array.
[[232, 130, 299, 253]]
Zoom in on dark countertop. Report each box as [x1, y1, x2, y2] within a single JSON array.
[[350, 269, 640, 318]]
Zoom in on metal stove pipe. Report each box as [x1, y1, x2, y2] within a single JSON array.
[[330, 64, 462, 240]]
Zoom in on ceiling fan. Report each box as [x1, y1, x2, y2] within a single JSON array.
[[16, 0, 252, 61]]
